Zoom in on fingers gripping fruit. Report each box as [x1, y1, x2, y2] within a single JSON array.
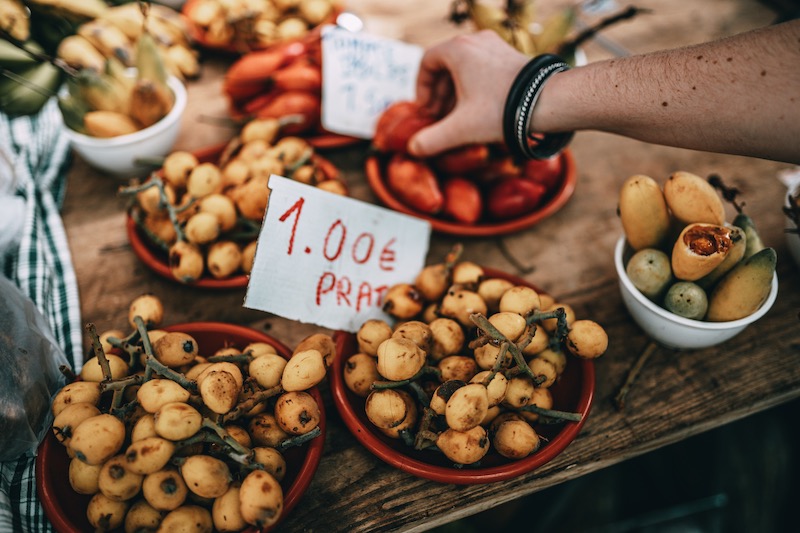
[[50, 294, 329, 531]]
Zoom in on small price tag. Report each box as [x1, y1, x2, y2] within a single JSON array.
[[244, 176, 432, 332], [320, 25, 423, 139]]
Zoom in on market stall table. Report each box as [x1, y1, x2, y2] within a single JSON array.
[[58, 1, 800, 531]]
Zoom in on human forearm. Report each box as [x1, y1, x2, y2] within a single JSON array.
[[533, 20, 800, 163]]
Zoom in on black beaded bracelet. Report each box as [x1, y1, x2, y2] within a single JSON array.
[[503, 54, 574, 160]]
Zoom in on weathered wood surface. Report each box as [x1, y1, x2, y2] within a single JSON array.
[[60, 1, 799, 531]]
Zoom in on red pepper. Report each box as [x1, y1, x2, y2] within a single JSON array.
[[254, 91, 321, 135], [373, 101, 435, 153], [386, 154, 444, 215], [442, 177, 483, 224], [474, 156, 522, 184], [432, 144, 491, 176], [524, 155, 564, 193], [486, 178, 547, 220]]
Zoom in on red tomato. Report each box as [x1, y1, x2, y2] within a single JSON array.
[[432, 144, 491, 176], [373, 101, 435, 153], [386, 154, 444, 214], [486, 178, 547, 220], [442, 177, 483, 224], [523, 155, 564, 193]]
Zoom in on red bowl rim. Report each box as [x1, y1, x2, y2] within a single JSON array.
[[365, 149, 577, 237], [126, 142, 340, 289], [36, 321, 326, 533], [329, 267, 595, 484]]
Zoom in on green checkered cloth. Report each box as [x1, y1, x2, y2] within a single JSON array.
[[0, 98, 82, 532]]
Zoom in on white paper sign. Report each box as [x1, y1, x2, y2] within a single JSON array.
[[244, 176, 432, 332], [320, 25, 423, 139]]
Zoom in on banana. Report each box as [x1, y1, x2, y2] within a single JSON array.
[[0, 0, 29, 41], [105, 56, 136, 95], [148, 12, 191, 48], [83, 110, 140, 137], [99, 3, 146, 41], [534, 7, 576, 55], [25, 0, 108, 22], [136, 29, 170, 86], [732, 213, 766, 259], [0, 61, 61, 116], [58, 92, 90, 133], [69, 69, 130, 114], [56, 35, 106, 73], [130, 78, 173, 128], [187, 0, 224, 27], [0, 38, 39, 69], [706, 247, 776, 322], [78, 19, 135, 67], [131, 29, 175, 128], [164, 44, 200, 80], [468, 3, 511, 41]]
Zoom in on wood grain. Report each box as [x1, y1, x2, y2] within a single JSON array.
[[58, 1, 800, 531]]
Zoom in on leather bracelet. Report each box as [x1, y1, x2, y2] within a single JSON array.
[[503, 54, 574, 160]]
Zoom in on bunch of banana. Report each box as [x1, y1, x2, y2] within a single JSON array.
[[0, 0, 29, 41], [185, 0, 340, 52], [0, 3, 62, 117], [60, 26, 176, 138], [449, 0, 575, 57], [24, 0, 108, 23], [54, 2, 200, 81]]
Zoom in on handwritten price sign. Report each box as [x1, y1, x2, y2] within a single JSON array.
[[320, 25, 423, 139], [244, 176, 431, 332]]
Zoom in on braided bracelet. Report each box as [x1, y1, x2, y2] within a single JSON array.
[[503, 54, 574, 160]]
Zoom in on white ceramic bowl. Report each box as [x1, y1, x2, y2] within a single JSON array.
[[614, 236, 778, 350], [785, 183, 800, 269], [63, 75, 187, 177]]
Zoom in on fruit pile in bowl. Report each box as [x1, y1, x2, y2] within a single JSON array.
[[183, 0, 340, 53], [37, 294, 329, 532], [123, 115, 345, 288], [365, 102, 577, 237], [331, 250, 604, 483], [222, 35, 360, 148], [616, 171, 778, 349], [59, 25, 187, 176]]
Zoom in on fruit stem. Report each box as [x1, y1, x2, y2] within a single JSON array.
[[202, 418, 253, 458], [220, 385, 284, 423], [471, 313, 537, 381], [614, 340, 658, 411], [85, 322, 113, 382], [275, 427, 322, 452], [371, 366, 441, 390], [520, 404, 583, 423]]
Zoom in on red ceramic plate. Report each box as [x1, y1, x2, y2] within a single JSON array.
[[127, 142, 340, 289], [366, 149, 577, 237], [36, 322, 326, 533], [330, 267, 595, 484]]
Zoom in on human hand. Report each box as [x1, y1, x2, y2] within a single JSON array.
[[408, 30, 529, 157]]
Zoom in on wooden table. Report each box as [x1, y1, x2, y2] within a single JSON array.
[[60, 1, 800, 531]]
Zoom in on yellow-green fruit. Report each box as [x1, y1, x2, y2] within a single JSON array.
[[697, 225, 747, 289], [618, 174, 671, 250], [706, 247, 776, 322], [733, 213, 766, 259], [663, 171, 726, 225], [671, 223, 732, 281]]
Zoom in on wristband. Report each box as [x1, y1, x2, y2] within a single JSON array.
[[503, 54, 574, 160]]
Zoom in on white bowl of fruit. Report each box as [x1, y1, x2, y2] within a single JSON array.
[[615, 171, 778, 350]]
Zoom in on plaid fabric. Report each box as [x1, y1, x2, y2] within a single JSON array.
[[0, 98, 81, 532]]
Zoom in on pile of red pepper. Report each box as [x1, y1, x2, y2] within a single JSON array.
[[374, 102, 565, 224]]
